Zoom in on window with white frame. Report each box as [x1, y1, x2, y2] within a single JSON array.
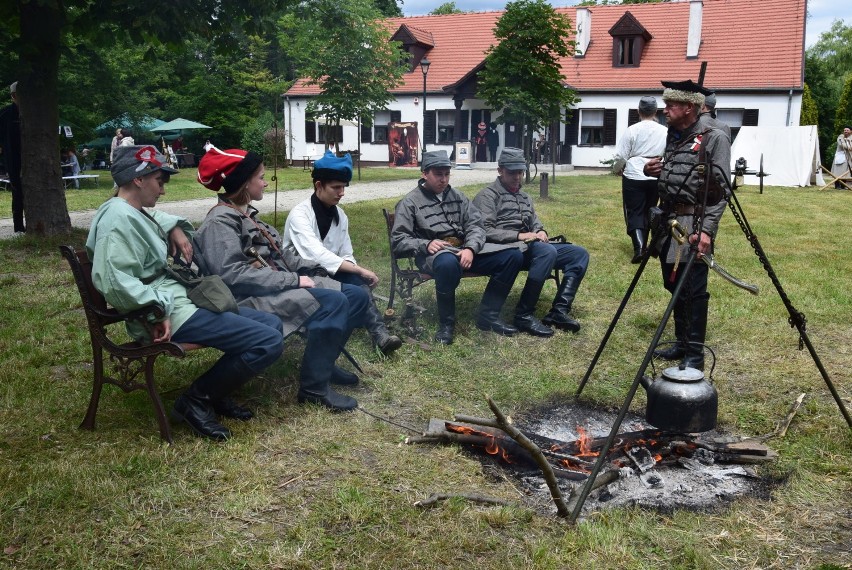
[[437, 110, 455, 144], [579, 109, 604, 146], [373, 110, 391, 143]]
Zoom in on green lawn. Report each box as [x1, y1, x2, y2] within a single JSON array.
[[1, 176, 850, 569]]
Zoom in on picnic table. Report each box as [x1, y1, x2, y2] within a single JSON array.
[[63, 174, 101, 189]]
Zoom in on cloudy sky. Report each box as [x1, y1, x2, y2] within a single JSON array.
[[401, 0, 847, 48]]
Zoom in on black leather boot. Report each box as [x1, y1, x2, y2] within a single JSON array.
[[513, 279, 553, 337], [542, 276, 581, 332], [173, 386, 232, 440], [362, 286, 402, 355], [174, 354, 262, 438], [298, 329, 358, 411], [331, 365, 359, 386], [434, 290, 456, 345], [631, 229, 646, 264], [476, 279, 518, 336], [654, 302, 688, 360], [680, 294, 709, 370], [212, 398, 253, 421]]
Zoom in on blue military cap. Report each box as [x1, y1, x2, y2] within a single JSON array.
[[312, 150, 353, 185]]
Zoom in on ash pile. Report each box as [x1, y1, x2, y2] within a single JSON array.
[[410, 401, 780, 517]]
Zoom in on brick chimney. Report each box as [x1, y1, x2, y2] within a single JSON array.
[[686, 0, 703, 58], [575, 7, 591, 57]]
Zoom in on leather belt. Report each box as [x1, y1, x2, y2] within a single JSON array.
[[673, 203, 695, 216]]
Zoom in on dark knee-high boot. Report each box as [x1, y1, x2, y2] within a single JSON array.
[[362, 285, 402, 355], [513, 279, 553, 337], [476, 279, 518, 336], [298, 329, 358, 411], [680, 294, 709, 370], [654, 302, 688, 360], [631, 229, 647, 264], [542, 275, 581, 332], [434, 290, 456, 345], [172, 356, 259, 440]]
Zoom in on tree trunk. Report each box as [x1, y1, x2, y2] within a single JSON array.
[[18, 0, 72, 236]]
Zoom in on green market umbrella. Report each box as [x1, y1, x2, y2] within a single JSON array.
[[150, 118, 212, 132]]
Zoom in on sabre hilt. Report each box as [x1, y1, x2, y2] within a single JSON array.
[[245, 247, 270, 268]]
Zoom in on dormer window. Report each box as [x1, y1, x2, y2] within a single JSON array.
[[391, 24, 435, 72], [609, 11, 652, 68]]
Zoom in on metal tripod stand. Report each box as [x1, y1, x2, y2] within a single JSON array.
[[567, 161, 852, 524]]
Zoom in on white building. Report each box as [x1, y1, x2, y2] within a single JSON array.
[[283, 0, 806, 168]]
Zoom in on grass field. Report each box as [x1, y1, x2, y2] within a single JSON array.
[[0, 175, 850, 569]]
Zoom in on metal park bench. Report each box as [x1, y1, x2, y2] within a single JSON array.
[[60, 245, 204, 443], [381, 209, 560, 335]]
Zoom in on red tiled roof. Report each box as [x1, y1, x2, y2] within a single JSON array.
[[285, 0, 805, 97], [399, 24, 435, 47]]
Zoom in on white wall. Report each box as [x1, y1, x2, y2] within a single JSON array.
[[283, 91, 802, 168], [567, 91, 801, 168], [283, 95, 501, 164]]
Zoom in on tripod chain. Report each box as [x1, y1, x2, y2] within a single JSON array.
[[726, 200, 807, 349]]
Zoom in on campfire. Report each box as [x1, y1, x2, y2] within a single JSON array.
[[407, 397, 782, 519]]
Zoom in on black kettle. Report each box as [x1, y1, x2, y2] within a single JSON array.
[[640, 365, 718, 432]]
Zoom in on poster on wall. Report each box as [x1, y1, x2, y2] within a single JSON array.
[[388, 122, 419, 167], [455, 141, 472, 167]]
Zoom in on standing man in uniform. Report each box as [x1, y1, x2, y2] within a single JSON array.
[[391, 150, 523, 345], [701, 92, 731, 141], [473, 147, 590, 336], [283, 150, 402, 356], [644, 80, 731, 370], [0, 82, 24, 234], [612, 96, 667, 263]]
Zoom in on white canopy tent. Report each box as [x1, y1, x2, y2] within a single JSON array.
[[730, 126, 825, 187]]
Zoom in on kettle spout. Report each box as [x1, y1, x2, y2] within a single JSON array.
[[640, 375, 654, 391]]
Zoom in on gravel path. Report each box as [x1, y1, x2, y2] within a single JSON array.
[[1, 166, 604, 239]]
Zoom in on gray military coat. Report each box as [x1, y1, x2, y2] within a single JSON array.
[[657, 113, 731, 263], [391, 180, 516, 273], [472, 177, 541, 249], [193, 201, 340, 338]]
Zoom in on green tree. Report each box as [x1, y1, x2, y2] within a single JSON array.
[[800, 83, 819, 127], [805, 20, 852, 164], [372, 0, 402, 17], [0, 0, 287, 236], [279, 0, 406, 153], [834, 75, 852, 143], [430, 2, 463, 15], [477, 0, 579, 158]]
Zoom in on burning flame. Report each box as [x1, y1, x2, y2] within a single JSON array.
[[576, 427, 599, 457], [447, 423, 513, 463]]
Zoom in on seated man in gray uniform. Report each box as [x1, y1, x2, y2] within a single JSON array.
[[474, 147, 590, 336], [391, 150, 523, 345]]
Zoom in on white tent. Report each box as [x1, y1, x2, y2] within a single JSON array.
[[730, 126, 825, 187]]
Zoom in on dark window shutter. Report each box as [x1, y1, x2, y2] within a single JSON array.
[[742, 109, 759, 126], [628, 109, 639, 127], [390, 110, 402, 123], [361, 123, 372, 143], [603, 109, 617, 145], [424, 110, 436, 145], [305, 120, 316, 144], [460, 110, 470, 140], [336, 125, 343, 143], [565, 109, 579, 146]]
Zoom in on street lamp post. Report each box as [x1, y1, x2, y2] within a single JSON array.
[[420, 57, 431, 160]]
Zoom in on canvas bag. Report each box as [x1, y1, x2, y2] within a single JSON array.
[[164, 261, 239, 314]]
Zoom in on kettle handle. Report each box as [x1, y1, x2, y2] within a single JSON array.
[[704, 345, 717, 380]]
